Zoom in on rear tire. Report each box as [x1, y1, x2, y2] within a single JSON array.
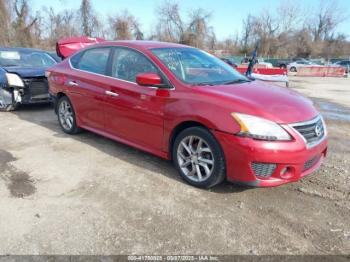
[[290, 66, 297, 72], [57, 96, 81, 134], [172, 127, 226, 188]]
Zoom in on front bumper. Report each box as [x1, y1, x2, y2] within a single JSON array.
[[213, 128, 328, 187]]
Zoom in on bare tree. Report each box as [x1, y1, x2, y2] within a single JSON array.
[[248, 10, 279, 56], [156, 1, 184, 42], [0, 0, 349, 58], [44, 7, 78, 47], [207, 28, 217, 51], [108, 11, 143, 40], [241, 14, 254, 53], [0, 0, 12, 45], [155, 2, 213, 49], [276, 1, 303, 33], [12, 0, 39, 47], [216, 36, 239, 55], [79, 0, 99, 36], [182, 8, 212, 49], [310, 0, 347, 42]]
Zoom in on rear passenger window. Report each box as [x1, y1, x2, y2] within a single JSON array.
[[70, 52, 83, 68], [77, 48, 110, 75]]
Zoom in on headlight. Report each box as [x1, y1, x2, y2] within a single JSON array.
[[5, 73, 24, 87], [231, 113, 291, 141]]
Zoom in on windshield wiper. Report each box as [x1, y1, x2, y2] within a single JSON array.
[[191, 79, 251, 86], [2, 64, 19, 67], [191, 82, 217, 86], [222, 79, 251, 85]]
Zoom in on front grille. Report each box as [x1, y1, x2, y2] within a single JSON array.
[[23, 77, 49, 98], [251, 162, 276, 178], [292, 116, 325, 147], [303, 155, 321, 171]]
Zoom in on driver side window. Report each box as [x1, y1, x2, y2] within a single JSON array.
[[111, 47, 158, 83]]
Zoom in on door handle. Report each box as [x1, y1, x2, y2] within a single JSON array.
[[105, 90, 119, 97], [67, 81, 79, 87]]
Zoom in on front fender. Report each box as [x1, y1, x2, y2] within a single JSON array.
[[0, 69, 12, 108], [162, 96, 242, 154]]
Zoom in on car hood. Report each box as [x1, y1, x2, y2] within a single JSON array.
[[2, 66, 45, 78], [197, 80, 318, 124]]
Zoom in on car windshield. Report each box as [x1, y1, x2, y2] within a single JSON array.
[[0, 50, 57, 67], [151, 47, 249, 85]]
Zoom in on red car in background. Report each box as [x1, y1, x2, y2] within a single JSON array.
[[47, 41, 327, 188]]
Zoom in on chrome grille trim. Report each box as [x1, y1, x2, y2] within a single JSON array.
[[289, 115, 327, 148]]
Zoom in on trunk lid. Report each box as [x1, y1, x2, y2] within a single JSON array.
[[56, 36, 106, 59]]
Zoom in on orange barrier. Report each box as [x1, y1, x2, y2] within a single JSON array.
[[236, 67, 287, 76], [296, 66, 345, 77]]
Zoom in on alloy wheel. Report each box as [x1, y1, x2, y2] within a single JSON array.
[[177, 135, 214, 182], [58, 100, 74, 131]]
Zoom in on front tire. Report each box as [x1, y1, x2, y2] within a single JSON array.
[[172, 127, 226, 188], [290, 66, 297, 72], [57, 96, 81, 134], [280, 64, 287, 69]]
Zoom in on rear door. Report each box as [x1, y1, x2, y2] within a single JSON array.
[[67, 47, 111, 131], [103, 47, 169, 152]]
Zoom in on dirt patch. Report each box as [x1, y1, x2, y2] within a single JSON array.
[[7, 172, 36, 198], [0, 149, 36, 198]]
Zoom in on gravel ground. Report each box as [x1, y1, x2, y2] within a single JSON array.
[[0, 76, 349, 255]]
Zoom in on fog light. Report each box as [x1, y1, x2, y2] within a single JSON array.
[[280, 167, 293, 179]]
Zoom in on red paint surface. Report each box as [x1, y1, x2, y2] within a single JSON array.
[[48, 41, 327, 187], [136, 72, 162, 86], [56, 36, 106, 58]]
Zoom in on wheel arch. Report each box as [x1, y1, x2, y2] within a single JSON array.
[[54, 92, 67, 114], [168, 120, 211, 160]]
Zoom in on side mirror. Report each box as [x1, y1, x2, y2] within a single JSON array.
[[136, 72, 163, 87]]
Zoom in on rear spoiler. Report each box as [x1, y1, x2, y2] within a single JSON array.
[[56, 36, 106, 59]]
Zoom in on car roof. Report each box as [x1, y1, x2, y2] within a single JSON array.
[[0, 47, 49, 53], [93, 40, 192, 50]]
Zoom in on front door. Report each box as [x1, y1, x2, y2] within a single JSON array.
[[104, 47, 169, 152]]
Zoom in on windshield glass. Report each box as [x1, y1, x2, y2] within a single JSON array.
[[0, 50, 57, 67], [151, 47, 249, 85]]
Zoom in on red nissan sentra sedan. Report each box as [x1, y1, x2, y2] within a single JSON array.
[[47, 41, 327, 188]]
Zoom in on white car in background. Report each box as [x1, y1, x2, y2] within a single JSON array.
[[257, 59, 273, 68], [241, 58, 273, 68], [287, 60, 318, 72]]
